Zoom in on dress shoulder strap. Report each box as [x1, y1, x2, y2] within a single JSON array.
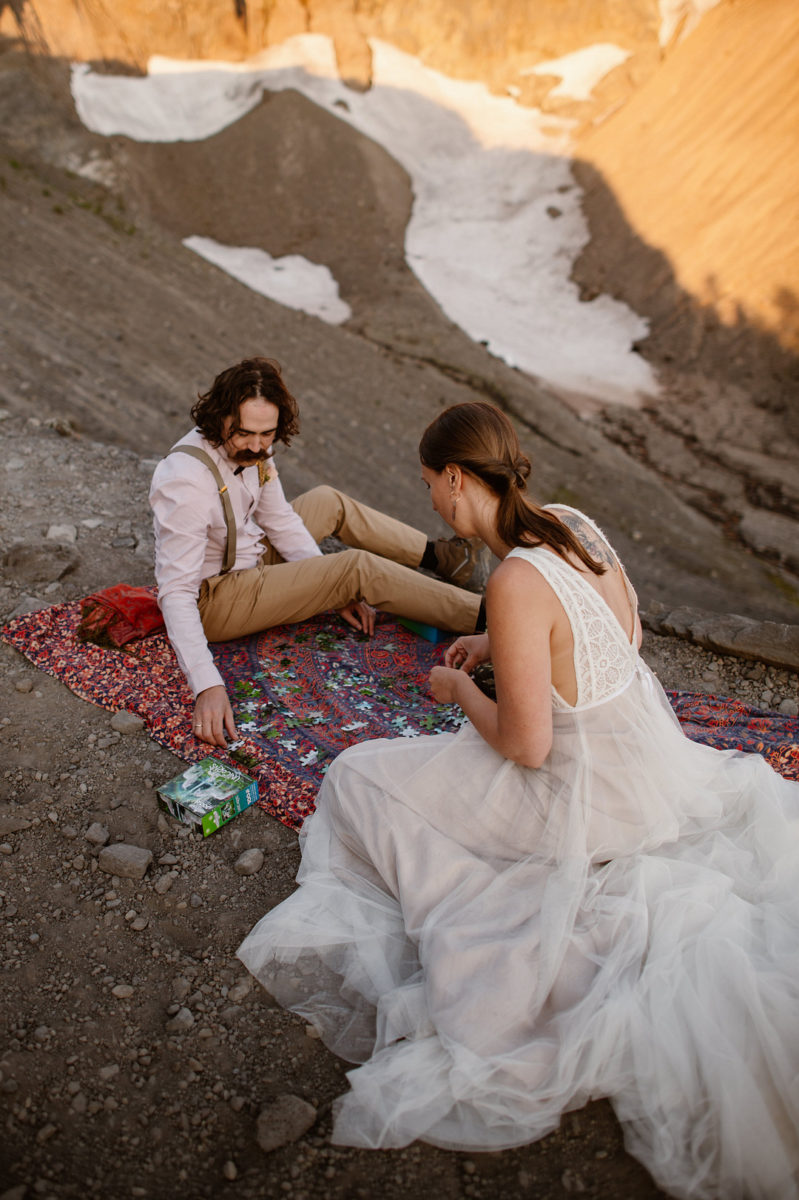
[[168, 445, 237, 575], [507, 544, 637, 708]]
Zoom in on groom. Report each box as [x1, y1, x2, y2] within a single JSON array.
[[149, 357, 487, 747]]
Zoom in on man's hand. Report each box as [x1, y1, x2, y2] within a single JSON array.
[[444, 632, 490, 673], [337, 600, 376, 636], [193, 685, 237, 747]]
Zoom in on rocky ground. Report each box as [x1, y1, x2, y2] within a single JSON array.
[[2, 402, 798, 1200], [1, 30, 798, 1200]]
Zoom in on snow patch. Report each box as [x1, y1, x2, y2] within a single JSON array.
[[71, 35, 657, 405], [520, 44, 630, 101], [183, 237, 352, 325]]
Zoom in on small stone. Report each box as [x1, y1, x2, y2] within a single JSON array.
[[222, 1161, 238, 1181], [230, 1095, 246, 1112], [111, 984, 134, 999], [36, 1122, 58, 1144], [110, 710, 144, 734], [130, 916, 149, 932], [47, 523, 77, 543], [61, 824, 78, 839], [14, 678, 34, 693], [85, 822, 110, 846], [256, 1094, 317, 1153], [190, 893, 203, 908], [98, 1064, 120, 1081], [172, 977, 191, 1002], [98, 844, 153, 880], [158, 853, 179, 866], [71, 855, 86, 871], [219, 1005, 242, 1026], [561, 1169, 587, 1194], [779, 698, 798, 717], [33, 1025, 50, 1042], [304, 1025, 321, 1040], [71, 1092, 88, 1114], [154, 873, 176, 895], [165, 1007, 194, 1033], [233, 848, 264, 876], [227, 978, 252, 1004], [0, 844, 13, 856]]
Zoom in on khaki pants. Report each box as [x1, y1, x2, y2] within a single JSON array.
[[198, 485, 481, 641]]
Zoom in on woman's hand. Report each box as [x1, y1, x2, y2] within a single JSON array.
[[337, 600, 376, 636], [444, 632, 490, 673], [429, 664, 468, 705], [193, 685, 238, 747]]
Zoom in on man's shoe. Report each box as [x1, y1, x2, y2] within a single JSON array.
[[434, 536, 493, 593]]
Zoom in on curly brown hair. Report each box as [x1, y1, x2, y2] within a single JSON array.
[[190, 358, 301, 447]]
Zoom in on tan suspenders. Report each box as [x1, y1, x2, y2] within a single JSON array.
[[168, 445, 237, 575]]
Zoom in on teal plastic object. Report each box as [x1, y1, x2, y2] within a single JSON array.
[[398, 617, 450, 644]]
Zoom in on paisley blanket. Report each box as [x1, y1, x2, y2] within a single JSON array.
[[2, 599, 797, 828]]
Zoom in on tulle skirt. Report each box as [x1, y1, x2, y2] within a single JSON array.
[[238, 663, 799, 1199]]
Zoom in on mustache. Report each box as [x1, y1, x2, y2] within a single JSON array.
[[230, 448, 269, 463]]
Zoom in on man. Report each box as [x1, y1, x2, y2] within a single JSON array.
[[150, 357, 487, 747]]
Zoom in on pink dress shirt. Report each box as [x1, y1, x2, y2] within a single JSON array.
[[149, 430, 321, 697]]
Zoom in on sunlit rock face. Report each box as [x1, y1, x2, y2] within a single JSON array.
[[4, 0, 662, 95], [576, 0, 799, 379], [6, 0, 798, 387]]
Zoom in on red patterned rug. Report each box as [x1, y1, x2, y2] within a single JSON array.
[[2, 599, 797, 829]]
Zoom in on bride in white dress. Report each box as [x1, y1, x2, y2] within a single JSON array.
[[238, 401, 799, 1200]]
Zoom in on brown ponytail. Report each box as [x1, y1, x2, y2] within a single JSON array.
[[419, 401, 606, 575]]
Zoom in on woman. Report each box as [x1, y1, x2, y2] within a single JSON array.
[[238, 402, 799, 1199]]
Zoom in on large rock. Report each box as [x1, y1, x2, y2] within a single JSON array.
[[2, 541, 79, 584], [110, 710, 145, 734], [643, 603, 799, 672], [256, 1094, 317, 1153], [233, 848, 265, 876], [98, 843, 153, 879]]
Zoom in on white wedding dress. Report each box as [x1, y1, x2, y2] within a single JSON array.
[[238, 514, 799, 1200]]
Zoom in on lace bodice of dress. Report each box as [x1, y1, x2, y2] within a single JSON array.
[[506, 509, 639, 712]]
